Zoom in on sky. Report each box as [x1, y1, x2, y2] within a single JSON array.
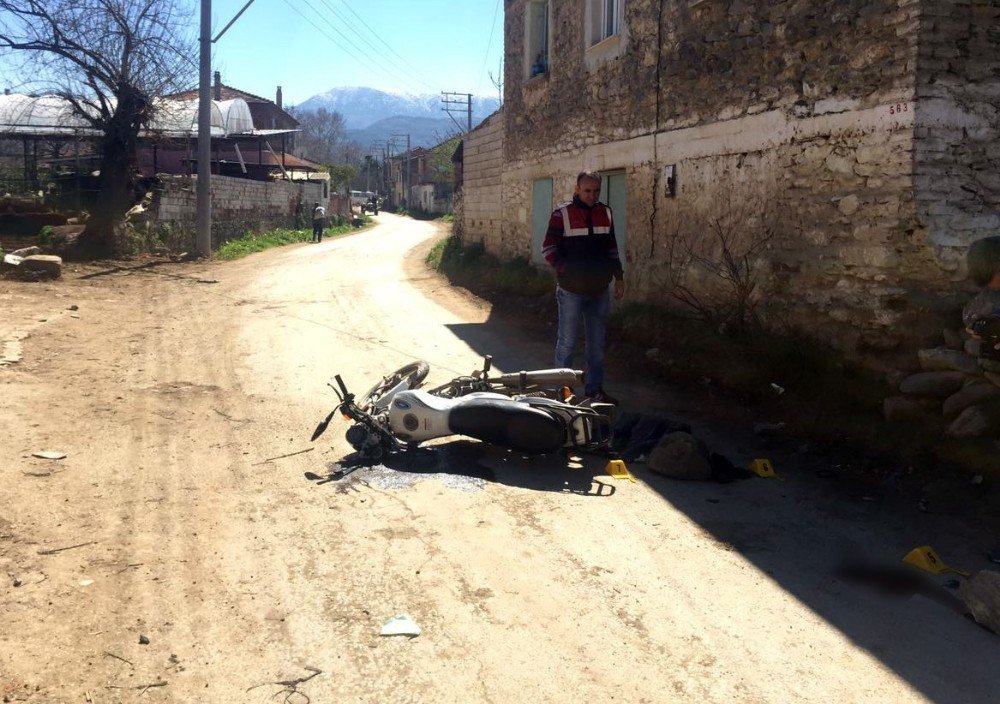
[[208, 0, 505, 105]]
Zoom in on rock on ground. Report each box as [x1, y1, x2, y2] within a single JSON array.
[[959, 570, 1000, 635], [20, 254, 62, 279], [647, 431, 712, 480], [945, 405, 992, 438], [917, 348, 981, 375], [942, 383, 1000, 417], [899, 371, 968, 397], [883, 395, 926, 422]]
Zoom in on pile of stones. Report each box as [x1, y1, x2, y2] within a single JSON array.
[[884, 324, 1000, 439]]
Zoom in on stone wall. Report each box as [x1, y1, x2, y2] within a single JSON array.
[[914, 0, 1000, 272], [153, 174, 323, 247], [458, 111, 505, 250], [493, 0, 1000, 357]]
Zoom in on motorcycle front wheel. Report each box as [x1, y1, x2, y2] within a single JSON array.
[[359, 360, 430, 410]]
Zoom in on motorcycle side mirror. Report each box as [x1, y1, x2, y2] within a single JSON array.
[[311, 409, 336, 441], [482, 355, 492, 377]]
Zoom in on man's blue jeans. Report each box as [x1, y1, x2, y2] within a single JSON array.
[[555, 286, 610, 395]]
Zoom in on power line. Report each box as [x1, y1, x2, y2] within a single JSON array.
[[281, 0, 425, 94], [315, 0, 434, 91], [476, 0, 502, 95]]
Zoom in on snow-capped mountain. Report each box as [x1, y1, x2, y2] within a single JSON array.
[[294, 87, 501, 148]]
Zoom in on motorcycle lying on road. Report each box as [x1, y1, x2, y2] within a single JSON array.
[[312, 356, 614, 460]]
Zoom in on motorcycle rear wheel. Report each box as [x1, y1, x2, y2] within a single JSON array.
[[359, 360, 430, 409]]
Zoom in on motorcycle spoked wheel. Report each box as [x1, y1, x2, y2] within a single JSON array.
[[358, 360, 430, 410]]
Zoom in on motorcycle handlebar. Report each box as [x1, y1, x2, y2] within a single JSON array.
[[334, 374, 349, 398]]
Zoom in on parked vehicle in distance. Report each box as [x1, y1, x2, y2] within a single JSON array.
[[350, 190, 375, 208]]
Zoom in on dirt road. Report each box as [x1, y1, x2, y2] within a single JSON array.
[[2, 213, 997, 703]]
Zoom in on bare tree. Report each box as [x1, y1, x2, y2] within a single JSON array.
[[661, 191, 786, 332], [288, 106, 347, 166], [0, 0, 195, 256]]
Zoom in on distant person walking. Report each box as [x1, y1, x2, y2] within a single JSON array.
[[542, 171, 624, 404], [312, 202, 326, 242]]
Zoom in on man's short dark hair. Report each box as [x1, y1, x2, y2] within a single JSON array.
[[968, 236, 1000, 287], [576, 171, 601, 186]]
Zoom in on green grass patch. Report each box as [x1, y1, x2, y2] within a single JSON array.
[[215, 224, 360, 260], [428, 235, 553, 297]]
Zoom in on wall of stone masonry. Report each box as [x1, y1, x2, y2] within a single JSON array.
[[458, 112, 505, 251], [913, 0, 1000, 273], [153, 175, 322, 246], [497, 1, 1000, 356]]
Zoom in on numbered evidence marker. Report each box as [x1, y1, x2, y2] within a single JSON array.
[[748, 458, 782, 480], [605, 459, 636, 483], [902, 545, 970, 577]]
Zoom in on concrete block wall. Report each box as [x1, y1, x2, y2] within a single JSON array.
[[459, 112, 505, 250], [154, 174, 323, 246]]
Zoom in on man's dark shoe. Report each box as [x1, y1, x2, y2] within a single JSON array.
[[588, 388, 619, 406]]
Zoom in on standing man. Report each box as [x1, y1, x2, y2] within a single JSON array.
[[543, 171, 625, 404], [311, 201, 326, 242]]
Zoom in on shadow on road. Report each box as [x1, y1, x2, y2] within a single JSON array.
[[443, 308, 1000, 703], [305, 440, 616, 497]]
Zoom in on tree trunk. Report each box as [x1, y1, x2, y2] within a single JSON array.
[[78, 90, 148, 258]]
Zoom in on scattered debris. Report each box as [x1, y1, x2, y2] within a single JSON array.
[[79, 579, 94, 587], [12, 575, 22, 587], [380, 614, 421, 637], [106, 681, 166, 692], [31, 450, 67, 460], [138, 634, 150, 645], [246, 666, 322, 704], [252, 447, 315, 466], [103, 651, 134, 667], [770, 382, 785, 395], [37, 541, 98, 556], [752, 421, 786, 437]]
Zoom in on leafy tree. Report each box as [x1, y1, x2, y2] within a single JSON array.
[[287, 106, 347, 165], [327, 164, 357, 194], [0, 0, 195, 256]]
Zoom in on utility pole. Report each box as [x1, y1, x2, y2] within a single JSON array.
[[196, 0, 212, 257], [196, 0, 258, 258], [442, 92, 473, 133]]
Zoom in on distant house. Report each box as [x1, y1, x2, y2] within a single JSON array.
[[389, 137, 461, 213], [457, 0, 1000, 355]]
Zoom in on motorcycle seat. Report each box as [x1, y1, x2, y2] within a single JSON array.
[[448, 397, 564, 455]]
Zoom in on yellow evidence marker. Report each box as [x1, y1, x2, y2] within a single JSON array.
[[902, 545, 970, 577], [605, 459, 636, 483], [748, 458, 782, 480]]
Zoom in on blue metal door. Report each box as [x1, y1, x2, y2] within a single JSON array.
[[531, 178, 553, 264], [603, 171, 627, 263]]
